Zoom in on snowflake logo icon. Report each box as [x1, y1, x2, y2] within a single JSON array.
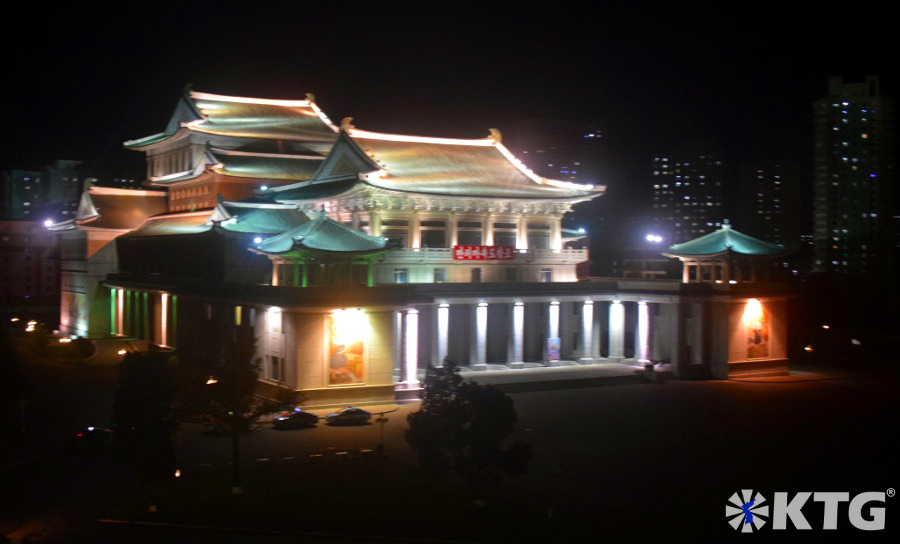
[[726, 489, 769, 532]]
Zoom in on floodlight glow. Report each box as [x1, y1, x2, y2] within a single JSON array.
[[332, 309, 366, 346], [43, 219, 53, 228], [742, 299, 764, 330], [645, 234, 663, 243]]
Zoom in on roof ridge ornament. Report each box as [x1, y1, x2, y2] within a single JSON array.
[[489, 128, 502, 143], [305, 93, 316, 104], [341, 117, 355, 132]]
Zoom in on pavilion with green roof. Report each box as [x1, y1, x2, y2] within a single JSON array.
[[662, 220, 786, 283]]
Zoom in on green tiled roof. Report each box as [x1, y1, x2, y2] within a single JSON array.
[[257, 214, 391, 254], [663, 222, 785, 257]]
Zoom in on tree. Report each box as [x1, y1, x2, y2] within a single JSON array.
[[405, 358, 531, 495], [174, 328, 296, 494], [111, 347, 178, 478], [0, 325, 31, 436]]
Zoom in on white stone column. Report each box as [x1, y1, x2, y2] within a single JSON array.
[[403, 309, 420, 387], [448, 213, 458, 248], [474, 302, 488, 369], [636, 301, 650, 363], [410, 212, 421, 249], [545, 300, 560, 364], [580, 300, 594, 362], [510, 302, 524, 367], [608, 300, 625, 359], [436, 303, 449, 366], [550, 216, 562, 250], [160, 293, 169, 347]]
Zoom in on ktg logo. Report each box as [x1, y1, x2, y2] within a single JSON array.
[[726, 488, 893, 533]]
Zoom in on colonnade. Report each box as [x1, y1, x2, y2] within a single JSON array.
[[396, 298, 662, 385]]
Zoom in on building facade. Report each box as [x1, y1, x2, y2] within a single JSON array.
[[812, 75, 895, 278], [59, 89, 791, 404]]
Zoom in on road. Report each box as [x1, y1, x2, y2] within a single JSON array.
[[2, 344, 898, 542]]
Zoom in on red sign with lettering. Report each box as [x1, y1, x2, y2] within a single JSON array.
[[452, 245, 516, 260]]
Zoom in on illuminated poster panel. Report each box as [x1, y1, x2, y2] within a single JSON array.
[[743, 299, 769, 359], [547, 337, 560, 361], [328, 309, 365, 385]]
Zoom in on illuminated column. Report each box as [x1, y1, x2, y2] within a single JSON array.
[[116, 288, 124, 336], [510, 302, 524, 366], [550, 217, 562, 250], [608, 300, 625, 359], [474, 302, 488, 368], [271, 261, 279, 286], [436, 303, 449, 366], [160, 293, 169, 347], [392, 310, 402, 382], [516, 216, 527, 250], [448, 214, 458, 248], [370, 213, 382, 237], [580, 300, 594, 362], [403, 309, 420, 387], [636, 301, 650, 363], [410, 212, 421, 249], [682, 262, 691, 283], [109, 288, 116, 336], [484, 214, 494, 246], [545, 300, 560, 363]]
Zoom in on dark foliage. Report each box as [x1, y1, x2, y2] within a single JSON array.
[[406, 358, 531, 492], [173, 327, 296, 491], [111, 347, 178, 479], [0, 325, 32, 435]]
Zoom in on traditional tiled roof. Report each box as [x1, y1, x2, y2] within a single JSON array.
[[211, 198, 312, 234], [73, 186, 168, 230], [207, 148, 325, 181], [663, 221, 785, 258], [268, 128, 605, 201], [256, 214, 394, 255], [124, 91, 339, 149], [122, 211, 213, 237]]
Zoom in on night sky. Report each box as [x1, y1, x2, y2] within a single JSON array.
[[3, 3, 895, 198]]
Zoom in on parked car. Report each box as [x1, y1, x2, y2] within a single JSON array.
[[273, 408, 319, 429], [65, 426, 114, 452], [325, 407, 372, 426]]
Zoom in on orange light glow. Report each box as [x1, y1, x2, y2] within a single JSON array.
[[331, 309, 366, 346], [742, 299, 764, 329]]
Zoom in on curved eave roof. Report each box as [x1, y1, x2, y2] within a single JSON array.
[[349, 129, 603, 199], [122, 211, 213, 237], [256, 215, 391, 255], [180, 92, 339, 141], [208, 150, 324, 181], [123, 129, 182, 150], [663, 225, 785, 258], [75, 188, 168, 230]]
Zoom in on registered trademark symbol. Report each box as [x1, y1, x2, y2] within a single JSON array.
[[888, 488, 895, 498]]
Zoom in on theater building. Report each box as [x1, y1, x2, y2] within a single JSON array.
[[57, 90, 791, 405]]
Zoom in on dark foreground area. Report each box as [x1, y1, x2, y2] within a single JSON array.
[[3, 357, 898, 543]]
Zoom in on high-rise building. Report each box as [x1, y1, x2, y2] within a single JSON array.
[[1, 160, 83, 221], [650, 141, 727, 244], [812, 75, 895, 277], [736, 160, 802, 248]]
